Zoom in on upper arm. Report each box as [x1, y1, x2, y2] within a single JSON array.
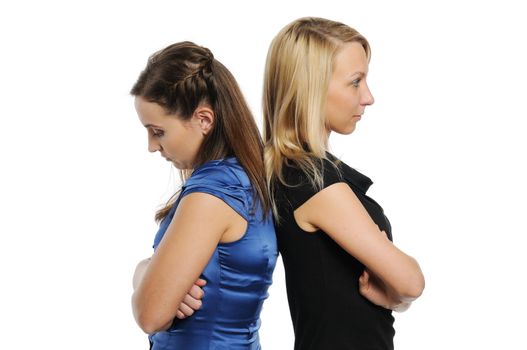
[[132, 192, 241, 333], [295, 182, 424, 299]]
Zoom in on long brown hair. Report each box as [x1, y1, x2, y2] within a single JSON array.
[[263, 17, 370, 219], [131, 41, 269, 221]]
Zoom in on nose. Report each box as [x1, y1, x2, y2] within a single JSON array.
[[361, 83, 374, 106], [148, 135, 161, 153]]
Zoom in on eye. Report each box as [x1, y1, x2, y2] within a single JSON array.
[[351, 78, 361, 87], [151, 129, 164, 137]]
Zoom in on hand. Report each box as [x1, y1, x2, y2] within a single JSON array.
[[359, 269, 411, 312], [175, 278, 207, 319]]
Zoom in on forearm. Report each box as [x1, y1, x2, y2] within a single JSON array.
[[370, 239, 425, 300], [132, 256, 203, 334], [132, 257, 206, 333], [359, 269, 417, 313]]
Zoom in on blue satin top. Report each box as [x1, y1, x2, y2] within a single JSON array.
[[149, 157, 278, 350]]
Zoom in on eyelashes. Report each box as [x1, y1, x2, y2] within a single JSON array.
[[151, 129, 165, 137], [351, 78, 361, 87]]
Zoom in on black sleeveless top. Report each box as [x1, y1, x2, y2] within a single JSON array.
[[274, 154, 395, 350]]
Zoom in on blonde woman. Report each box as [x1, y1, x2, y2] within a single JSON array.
[[263, 18, 425, 349], [131, 41, 277, 349]]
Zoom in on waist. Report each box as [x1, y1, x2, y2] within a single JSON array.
[[167, 310, 262, 332], [151, 320, 261, 349]]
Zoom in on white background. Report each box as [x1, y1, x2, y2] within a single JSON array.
[[1, 0, 526, 349]]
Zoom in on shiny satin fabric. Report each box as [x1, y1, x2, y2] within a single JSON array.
[[148, 158, 278, 350]]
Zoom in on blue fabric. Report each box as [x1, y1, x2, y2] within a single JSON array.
[[149, 157, 278, 350]]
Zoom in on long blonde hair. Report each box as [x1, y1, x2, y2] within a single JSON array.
[[263, 17, 371, 218]]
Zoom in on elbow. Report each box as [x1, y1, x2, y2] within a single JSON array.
[[397, 257, 426, 300], [398, 273, 425, 301], [402, 280, 425, 301], [132, 294, 171, 334], [136, 313, 168, 335]]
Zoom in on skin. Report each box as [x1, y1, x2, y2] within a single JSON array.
[[134, 96, 208, 169], [133, 259, 206, 319], [297, 42, 425, 311], [325, 42, 374, 139], [132, 98, 247, 333]]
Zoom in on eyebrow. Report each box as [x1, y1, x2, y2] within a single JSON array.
[[349, 72, 366, 79], [144, 123, 162, 129]]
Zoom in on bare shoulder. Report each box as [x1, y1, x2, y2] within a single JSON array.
[[293, 182, 365, 232], [174, 192, 247, 244], [175, 192, 245, 237]]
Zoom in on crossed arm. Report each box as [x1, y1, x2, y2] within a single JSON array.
[[162, 182, 423, 314], [131, 192, 245, 334], [294, 182, 425, 311], [133, 259, 206, 321]]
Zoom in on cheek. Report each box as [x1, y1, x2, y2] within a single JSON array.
[[326, 92, 342, 122], [328, 89, 355, 114], [166, 130, 201, 159], [328, 95, 349, 121], [160, 135, 179, 155], [342, 90, 359, 110]]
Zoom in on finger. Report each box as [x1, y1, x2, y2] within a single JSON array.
[[359, 285, 369, 296], [188, 284, 205, 300], [183, 294, 203, 310], [176, 310, 186, 319], [194, 278, 207, 287], [178, 302, 196, 317], [359, 274, 365, 284], [358, 272, 370, 294], [359, 281, 370, 296], [359, 270, 369, 284]]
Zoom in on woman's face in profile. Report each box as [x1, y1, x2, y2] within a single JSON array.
[[134, 96, 204, 170], [325, 42, 374, 136]]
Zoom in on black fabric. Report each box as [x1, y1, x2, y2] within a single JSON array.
[[274, 154, 395, 350]]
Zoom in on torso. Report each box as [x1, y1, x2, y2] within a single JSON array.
[[150, 158, 278, 350], [274, 154, 395, 350]]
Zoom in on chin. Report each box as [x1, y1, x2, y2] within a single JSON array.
[[340, 125, 357, 135]]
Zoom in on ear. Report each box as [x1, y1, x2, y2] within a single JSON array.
[[192, 105, 215, 135]]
